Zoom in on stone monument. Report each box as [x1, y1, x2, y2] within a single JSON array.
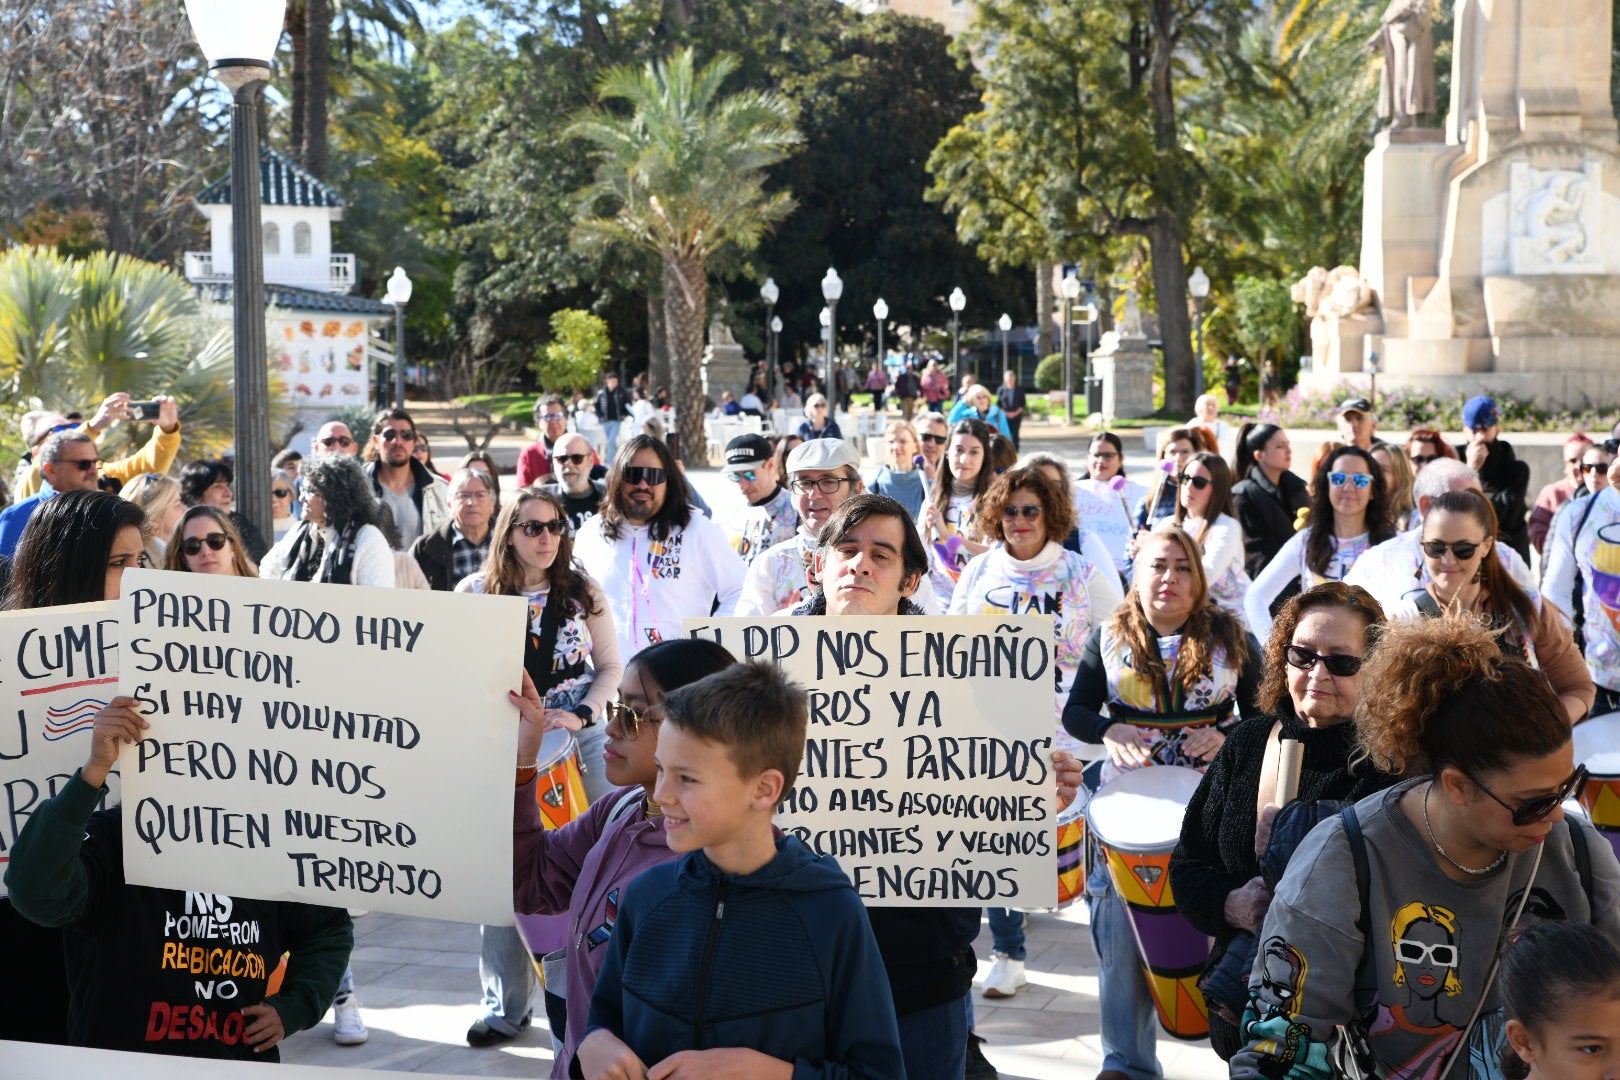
[[1091, 288, 1157, 419], [1339, 0, 1620, 407], [700, 310, 750, 405]]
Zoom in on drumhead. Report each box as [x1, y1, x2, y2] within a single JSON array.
[[536, 727, 578, 771], [1057, 786, 1090, 829], [1087, 765, 1203, 853], [1573, 712, 1620, 775]]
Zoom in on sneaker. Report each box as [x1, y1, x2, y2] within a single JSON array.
[[966, 1032, 999, 1080], [981, 951, 1027, 998], [332, 994, 369, 1045]]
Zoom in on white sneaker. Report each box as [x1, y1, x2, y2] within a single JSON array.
[[982, 952, 1027, 998], [332, 994, 369, 1045]]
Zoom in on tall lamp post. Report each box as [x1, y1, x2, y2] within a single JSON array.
[[821, 267, 843, 414], [873, 297, 889, 376], [1078, 300, 1098, 416], [1189, 265, 1211, 400], [386, 267, 412, 409], [770, 315, 783, 402], [760, 276, 779, 403], [998, 313, 1012, 379], [948, 286, 966, 384], [1060, 271, 1082, 424], [818, 306, 832, 400], [183, 0, 286, 546]]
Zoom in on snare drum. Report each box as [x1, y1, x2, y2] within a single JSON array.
[[1573, 712, 1620, 860], [535, 728, 587, 831], [1087, 765, 1212, 1040], [1056, 788, 1089, 909]]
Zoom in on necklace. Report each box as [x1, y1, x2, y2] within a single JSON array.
[[644, 793, 663, 818], [1422, 782, 1507, 876]]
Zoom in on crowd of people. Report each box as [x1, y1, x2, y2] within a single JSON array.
[[2, 377, 1620, 1080]]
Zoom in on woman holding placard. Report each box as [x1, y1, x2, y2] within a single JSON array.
[[1169, 583, 1395, 1059], [164, 505, 259, 577], [507, 638, 735, 1078], [457, 486, 623, 1049]]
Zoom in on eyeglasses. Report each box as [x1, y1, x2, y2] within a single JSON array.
[[605, 700, 662, 740], [621, 466, 666, 487], [1283, 644, 1364, 677], [1002, 504, 1042, 520], [727, 470, 758, 484], [1410, 454, 1439, 466], [1394, 939, 1458, 968], [380, 429, 417, 443], [1089, 451, 1120, 461], [1420, 539, 1481, 561], [513, 519, 567, 538], [454, 490, 490, 503], [319, 436, 354, 448], [272, 488, 292, 499], [790, 476, 854, 495], [540, 412, 568, 423], [1177, 473, 1212, 491], [180, 533, 230, 557], [1462, 764, 1587, 827], [1581, 461, 1612, 474], [919, 433, 948, 446], [61, 458, 101, 472], [555, 453, 590, 466], [1328, 472, 1373, 489]]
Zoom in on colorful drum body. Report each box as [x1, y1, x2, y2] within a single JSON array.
[[1056, 788, 1089, 909], [1573, 712, 1620, 860], [1088, 765, 1212, 1040], [535, 729, 587, 831]]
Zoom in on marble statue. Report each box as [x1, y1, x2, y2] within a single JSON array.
[[708, 313, 737, 346], [1508, 162, 1603, 274], [1368, 0, 1436, 131]]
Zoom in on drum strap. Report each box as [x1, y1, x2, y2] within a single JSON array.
[[1255, 720, 1285, 819]]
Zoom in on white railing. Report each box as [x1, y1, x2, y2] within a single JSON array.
[[184, 252, 358, 295]]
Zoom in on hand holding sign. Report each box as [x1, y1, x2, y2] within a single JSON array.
[[82, 695, 148, 790]]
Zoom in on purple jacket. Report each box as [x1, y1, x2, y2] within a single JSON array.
[[514, 782, 674, 1079]]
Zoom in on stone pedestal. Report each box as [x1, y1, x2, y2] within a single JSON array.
[[701, 341, 750, 406], [1091, 333, 1156, 420]]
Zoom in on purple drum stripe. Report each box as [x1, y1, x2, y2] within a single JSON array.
[[1129, 908, 1215, 974], [1058, 850, 1083, 872]]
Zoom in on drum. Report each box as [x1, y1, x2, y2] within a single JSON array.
[[1088, 765, 1212, 1040], [1572, 712, 1620, 860], [535, 728, 587, 832], [1056, 788, 1089, 909]]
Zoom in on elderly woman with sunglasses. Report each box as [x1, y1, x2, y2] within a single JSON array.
[[1390, 489, 1592, 724], [506, 638, 735, 1078], [1230, 613, 1620, 1080], [164, 505, 259, 577]]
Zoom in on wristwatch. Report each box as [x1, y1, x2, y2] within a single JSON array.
[[572, 704, 596, 727]]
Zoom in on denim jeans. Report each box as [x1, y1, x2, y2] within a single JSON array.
[[987, 908, 1027, 961], [898, 993, 968, 1080], [477, 923, 536, 1036], [601, 420, 621, 462], [1086, 862, 1162, 1080]]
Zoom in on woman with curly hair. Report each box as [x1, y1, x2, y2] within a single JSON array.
[[1230, 613, 1620, 1080], [1244, 444, 1396, 638], [1061, 524, 1261, 1080], [259, 454, 395, 587], [1171, 583, 1396, 1058], [164, 504, 258, 577]]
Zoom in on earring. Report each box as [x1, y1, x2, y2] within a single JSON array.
[[1472, 565, 1483, 584]]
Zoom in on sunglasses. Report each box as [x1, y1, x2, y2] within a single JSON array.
[[1090, 451, 1120, 461], [1581, 461, 1612, 474], [181, 532, 230, 557], [1328, 472, 1373, 489], [1464, 764, 1587, 827], [319, 436, 354, 448], [380, 429, 417, 443], [272, 488, 292, 499], [1177, 473, 1212, 491], [1410, 454, 1439, 466], [1420, 539, 1481, 561], [1002, 504, 1042, 520], [727, 470, 759, 484], [919, 433, 948, 446], [555, 453, 590, 466], [61, 458, 101, 472], [1283, 644, 1364, 677], [513, 519, 567, 538], [789, 476, 854, 495], [605, 700, 661, 741], [621, 466, 667, 487], [540, 412, 568, 423], [1394, 939, 1458, 968]]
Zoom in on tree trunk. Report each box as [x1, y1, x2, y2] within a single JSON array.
[[1035, 262, 1054, 359], [1144, 0, 1194, 417], [286, 2, 306, 161], [646, 286, 671, 396], [302, 0, 330, 179], [1147, 212, 1194, 416], [662, 253, 707, 467]]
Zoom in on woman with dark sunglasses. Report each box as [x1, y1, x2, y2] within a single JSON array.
[[1173, 451, 1251, 620], [1172, 583, 1396, 1059], [163, 504, 258, 577], [1231, 613, 1620, 1080], [1391, 489, 1592, 723], [507, 638, 735, 1078]]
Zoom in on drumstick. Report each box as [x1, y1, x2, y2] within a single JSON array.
[[1275, 736, 1304, 808]]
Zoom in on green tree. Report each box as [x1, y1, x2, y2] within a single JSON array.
[[569, 48, 800, 463], [1228, 276, 1299, 372], [534, 309, 612, 393]]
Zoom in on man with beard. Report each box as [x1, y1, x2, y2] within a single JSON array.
[[362, 408, 450, 548], [542, 431, 608, 530]]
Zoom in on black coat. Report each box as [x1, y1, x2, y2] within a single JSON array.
[[1457, 438, 1530, 561], [410, 520, 460, 593], [1231, 469, 1310, 578]]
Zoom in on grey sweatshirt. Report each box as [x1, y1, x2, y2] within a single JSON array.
[[1231, 778, 1620, 1080]]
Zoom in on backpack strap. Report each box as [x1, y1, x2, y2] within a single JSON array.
[[1340, 805, 1372, 937], [1412, 589, 1444, 620], [1568, 815, 1595, 913], [1571, 496, 1600, 652]]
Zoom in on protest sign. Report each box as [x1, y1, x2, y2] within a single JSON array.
[[0, 603, 120, 896], [1073, 481, 1135, 568], [685, 614, 1055, 907], [115, 569, 527, 925]]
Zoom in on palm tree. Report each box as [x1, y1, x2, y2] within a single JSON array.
[[569, 48, 800, 464]]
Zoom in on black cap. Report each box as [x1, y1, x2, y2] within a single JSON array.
[[1337, 397, 1374, 417], [723, 433, 773, 471]]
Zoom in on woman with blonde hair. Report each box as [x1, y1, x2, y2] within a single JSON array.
[[1372, 440, 1417, 529], [869, 419, 926, 520], [119, 472, 183, 568], [797, 393, 842, 441]]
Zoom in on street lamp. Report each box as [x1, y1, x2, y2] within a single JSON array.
[[818, 306, 832, 396], [760, 276, 779, 403], [821, 267, 843, 414], [998, 312, 1012, 381], [1078, 300, 1098, 417], [873, 298, 889, 381], [1188, 265, 1211, 400], [1060, 271, 1082, 424], [183, 0, 287, 546], [385, 267, 412, 410], [948, 286, 966, 385]]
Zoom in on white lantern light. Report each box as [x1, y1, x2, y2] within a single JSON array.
[[183, 0, 287, 70]]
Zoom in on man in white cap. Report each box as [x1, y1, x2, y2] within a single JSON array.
[[1335, 396, 1377, 451], [737, 438, 940, 615], [721, 433, 797, 565]]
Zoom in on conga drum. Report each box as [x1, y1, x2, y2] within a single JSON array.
[[1087, 765, 1212, 1039], [1572, 712, 1620, 860], [1056, 788, 1089, 909], [534, 728, 588, 832]]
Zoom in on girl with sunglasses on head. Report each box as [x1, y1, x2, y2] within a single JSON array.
[[164, 505, 258, 577], [507, 638, 735, 1078], [1392, 489, 1592, 723], [1244, 445, 1396, 639], [457, 487, 624, 1050], [1174, 451, 1251, 621], [1231, 612, 1620, 1080]]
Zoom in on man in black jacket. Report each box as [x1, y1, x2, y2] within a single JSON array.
[[593, 373, 631, 461], [411, 468, 495, 591], [1456, 395, 1531, 561]]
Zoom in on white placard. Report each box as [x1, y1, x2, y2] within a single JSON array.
[[115, 569, 527, 925], [0, 603, 121, 897], [684, 614, 1055, 907], [1073, 481, 1135, 569]]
